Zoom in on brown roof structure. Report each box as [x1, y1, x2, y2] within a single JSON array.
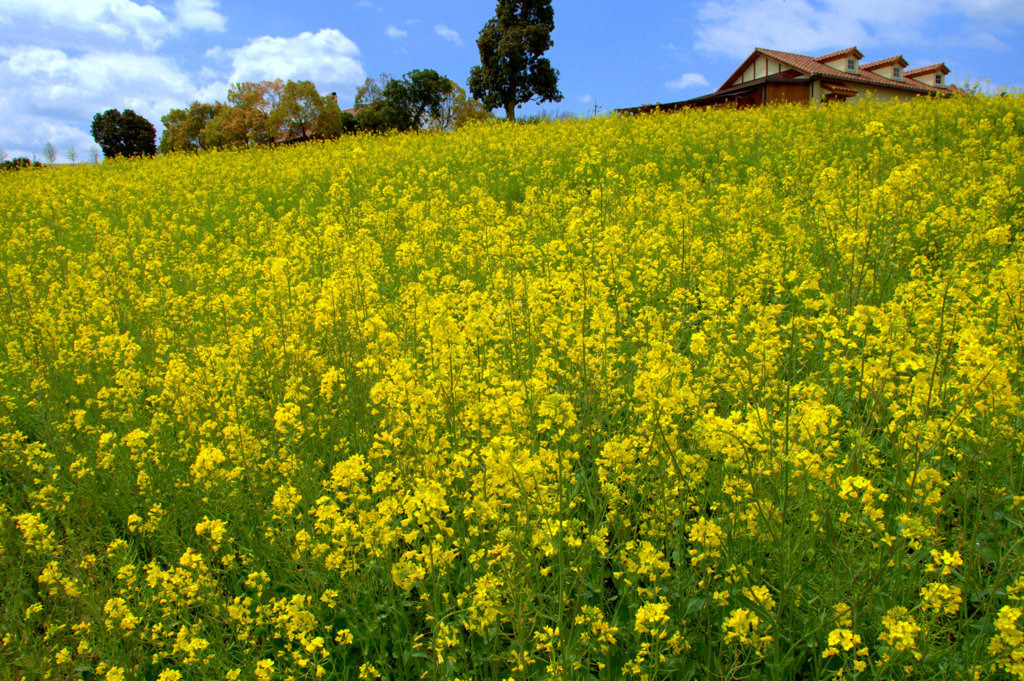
[[816, 46, 864, 62], [748, 48, 942, 94], [617, 46, 951, 114], [822, 82, 858, 97], [862, 55, 909, 70], [905, 63, 951, 77]]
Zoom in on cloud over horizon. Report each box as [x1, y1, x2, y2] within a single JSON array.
[[694, 0, 1024, 59], [218, 29, 365, 87], [0, 44, 204, 158], [0, 3, 366, 159], [0, 0, 227, 51], [666, 72, 709, 89]]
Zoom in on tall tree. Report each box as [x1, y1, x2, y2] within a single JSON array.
[[427, 81, 493, 132], [468, 0, 562, 122], [353, 70, 456, 133], [201, 80, 283, 148], [160, 101, 228, 153], [354, 73, 393, 108], [352, 73, 403, 133], [269, 80, 335, 142], [313, 92, 349, 139], [90, 109, 157, 158], [43, 142, 58, 164], [381, 69, 455, 131]]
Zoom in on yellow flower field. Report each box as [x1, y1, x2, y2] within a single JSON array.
[[1, 94, 1023, 680]]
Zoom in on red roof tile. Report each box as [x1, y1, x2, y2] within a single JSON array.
[[862, 55, 908, 70], [905, 63, 950, 76], [719, 48, 946, 96], [822, 81, 858, 96], [816, 46, 864, 62]]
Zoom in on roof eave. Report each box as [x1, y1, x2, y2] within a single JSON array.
[[815, 46, 864, 62], [717, 49, 765, 91]]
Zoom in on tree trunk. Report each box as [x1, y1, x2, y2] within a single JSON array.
[[504, 101, 516, 122]]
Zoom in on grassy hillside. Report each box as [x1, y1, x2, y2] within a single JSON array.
[[1, 95, 1023, 680]]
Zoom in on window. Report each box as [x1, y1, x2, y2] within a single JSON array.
[[893, 66, 901, 79], [935, 74, 943, 85], [847, 58, 856, 71]]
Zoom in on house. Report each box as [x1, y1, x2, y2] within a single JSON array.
[[620, 46, 951, 113]]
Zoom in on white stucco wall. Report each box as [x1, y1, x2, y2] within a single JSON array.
[[864, 66, 904, 83], [831, 83, 920, 103], [738, 56, 784, 84], [824, 57, 857, 73], [910, 73, 945, 88]]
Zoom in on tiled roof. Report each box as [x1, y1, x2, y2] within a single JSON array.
[[901, 77, 945, 93], [862, 55, 908, 70], [822, 81, 858, 96], [619, 47, 950, 113], [905, 63, 950, 76], [721, 48, 947, 95], [759, 48, 848, 77], [816, 46, 864, 62]]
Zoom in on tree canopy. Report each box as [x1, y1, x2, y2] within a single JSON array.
[[160, 101, 227, 153], [183, 80, 348, 149], [0, 157, 42, 172], [427, 81, 494, 132], [468, 0, 562, 122], [269, 81, 342, 142], [90, 109, 157, 159], [152, 71, 482, 156], [352, 70, 460, 132], [205, 80, 284, 148], [382, 69, 455, 132]]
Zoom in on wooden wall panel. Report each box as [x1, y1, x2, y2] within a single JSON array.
[[766, 82, 810, 104]]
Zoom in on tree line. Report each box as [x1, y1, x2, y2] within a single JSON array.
[[5, 0, 562, 165], [157, 71, 495, 155]]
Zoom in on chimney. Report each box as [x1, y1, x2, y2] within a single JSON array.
[[329, 92, 338, 104]]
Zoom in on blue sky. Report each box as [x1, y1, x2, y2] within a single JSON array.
[[2, 0, 1023, 160]]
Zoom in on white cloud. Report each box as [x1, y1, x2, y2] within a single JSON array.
[[666, 72, 710, 89], [960, 0, 1024, 23], [694, 0, 1024, 59], [224, 29, 365, 87], [0, 44, 206, 158], [386, 24, 407, 38], [696, 0, 871, 58], [174, 0, 226, 32], [435, 24, 462, 44], [2, 47, 197, 119], [0, 0, 172, 49], [0, 0, 227, 51], [579, 94, 593, 103]]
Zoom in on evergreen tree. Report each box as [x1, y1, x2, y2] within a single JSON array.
[[90, 109, 157, 158], [468, 0, 562, 122]]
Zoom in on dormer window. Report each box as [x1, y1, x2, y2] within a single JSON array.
[[847, 58, 857, 71], [893, 66, 901, 79], [935, 73, 943, 85]]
